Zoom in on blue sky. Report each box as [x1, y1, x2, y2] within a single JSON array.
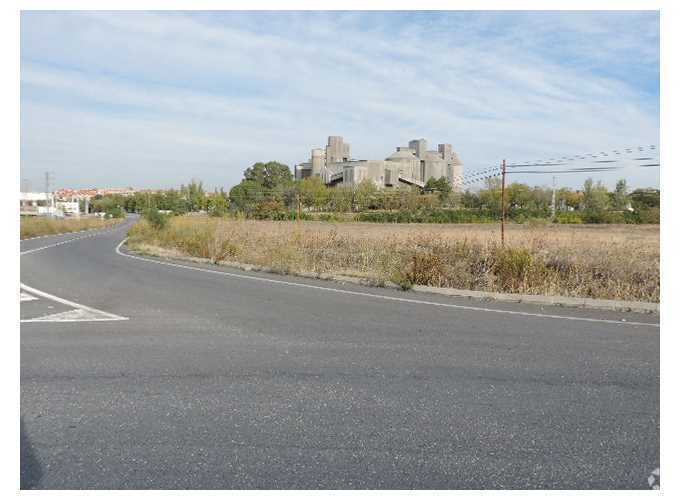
[[20, 10, 659, 190]]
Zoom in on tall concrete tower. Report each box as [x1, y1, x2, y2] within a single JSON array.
[[438, 143, 452, 160], [326, 136, 350, 164], [450, 151, 464, 190], [408, 139, 427, 159], [311, 148, 325, 177]]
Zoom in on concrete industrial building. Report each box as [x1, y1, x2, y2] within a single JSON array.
[[295, 136, 463, 190]]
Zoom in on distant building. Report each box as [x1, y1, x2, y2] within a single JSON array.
[[20, 192, 54, 216], [295, 136, 464, 190], [56, 200, 80, 217], [20, 192, 82, 217], [55, 187, 142, 199]]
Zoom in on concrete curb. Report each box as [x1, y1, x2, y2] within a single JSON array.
[[127, 244, 659, 315], [410, 285, 659, 314]]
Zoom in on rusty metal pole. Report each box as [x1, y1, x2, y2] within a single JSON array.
[[501, 159, 506, 246], [296, 193, 301, 222]]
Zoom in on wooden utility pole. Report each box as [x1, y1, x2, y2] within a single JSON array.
[[551, 175, 556, 220], [296, 193, 301, 222], [500, 159, 506, 246]]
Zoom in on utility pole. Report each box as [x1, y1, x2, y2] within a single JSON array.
[[551, 176, 556, 221], [500, 159, 506, 246], [296, 193, 301, 222], [44, 171, 54, 217]]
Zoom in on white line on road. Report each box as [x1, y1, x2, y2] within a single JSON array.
[[21, 228, 97, 241], [20, 222, 128, 255], [115, 239, 659, 328], [20, 283, 128, 323], [20, 291, 38, 302]]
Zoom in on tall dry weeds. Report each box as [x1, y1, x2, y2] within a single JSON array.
[[20, 216, 117, 240], [127, 216, 659, 302]]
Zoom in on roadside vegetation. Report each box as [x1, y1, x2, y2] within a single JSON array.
[[127, 216, 659, 303], [94, 162, 659, 225], [20, 216, 119, 240]]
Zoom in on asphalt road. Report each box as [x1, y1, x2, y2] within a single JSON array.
[[20, 216, 660, 489]]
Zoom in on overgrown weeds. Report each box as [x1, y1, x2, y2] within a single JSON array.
[[20, 216, 117, 240], [126, 216, 659, 302]]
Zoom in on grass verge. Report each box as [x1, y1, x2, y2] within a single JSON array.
[[127, 216, 659, 303], [20, 216, 119, 240]]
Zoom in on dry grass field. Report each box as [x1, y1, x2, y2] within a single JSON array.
[[20, 216, 118, 240], [128, 216, 659, 302]]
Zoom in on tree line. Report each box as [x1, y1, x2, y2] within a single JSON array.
[[89, 161, 660, 224]]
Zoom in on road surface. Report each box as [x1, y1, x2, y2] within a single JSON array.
[[20, 216, 659, 489]]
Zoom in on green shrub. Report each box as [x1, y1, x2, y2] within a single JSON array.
[[390, 270, 414, 290], [554, 212, 583, 224], [144, 207, 169, 230], [250, 200, 310, 221], [209, 205, 228, 217], [105, 206, 124, 218], [356, 208, 497, 224], [581, 210, 608, 224], [636, 208, 660, 224]]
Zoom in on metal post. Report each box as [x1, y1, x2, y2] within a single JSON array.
[[44, 172, 53, 218], [501, 159, 506, 246], [296, 193, 301, 222], [551, 176, 556, 220]]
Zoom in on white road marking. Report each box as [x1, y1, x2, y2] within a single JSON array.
[[21, 230, 108, 255], [115, 239, 659, 328], [22, 308, 124, 323], [21, 228, 93, 241], [20, 283, 128, 323], [20, 222, 131, 323], [20, 222, 128, 255], [20, 291, 37, 302]]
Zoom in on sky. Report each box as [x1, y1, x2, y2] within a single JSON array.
[[20, 10, 660, 191]]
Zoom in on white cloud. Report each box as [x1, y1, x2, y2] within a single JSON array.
[[20, 11, 659, 190]]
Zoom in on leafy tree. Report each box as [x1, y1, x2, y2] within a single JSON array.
[[180, 180, 206, 212], [630, 188, 660, 209], [460, 190, 481, 209], [582, 178, 610, 212], [90, 194, 124, 213], [105, 206, 124, 218], [613, 179, 629, 210], [207, 195, 229, 217], [298, 176, 329, 211], [424, 176, 452, 203], [229, 180, 265, 212], [478, 177, 502, 215], [354, 179, 379, 211], [556, 188, 583, 210], [327, 186, 353, 213], [243, 161, 293, 189], [507, 182, 532, 209]]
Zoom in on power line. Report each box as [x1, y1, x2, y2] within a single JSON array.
[[506, 144, 659, 170]]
